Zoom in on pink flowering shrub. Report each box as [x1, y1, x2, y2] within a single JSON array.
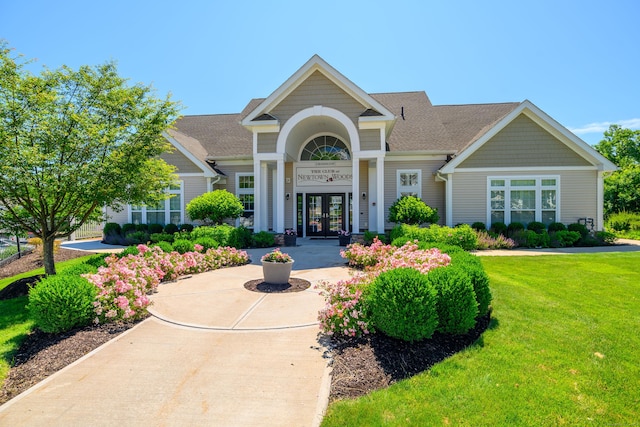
[[318, 238, 451, 338], [84, 244, 249, 324]]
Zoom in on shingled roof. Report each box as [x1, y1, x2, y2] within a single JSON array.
[[171, 93, 521, 160]]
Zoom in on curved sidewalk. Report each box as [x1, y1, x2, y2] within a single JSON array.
[[0, 241, 352, 427]]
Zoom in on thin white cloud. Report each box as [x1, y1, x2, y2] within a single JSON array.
[[570, 118, 640, 135]]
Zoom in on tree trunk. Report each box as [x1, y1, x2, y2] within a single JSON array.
[[42, 235, 57, 275]]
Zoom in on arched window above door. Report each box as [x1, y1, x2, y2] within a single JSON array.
[[300, 135, 351, 161]]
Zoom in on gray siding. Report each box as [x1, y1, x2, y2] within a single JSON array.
[[182, 176, 208, 223], [214, 164, 253, 194], [160, 150, 202, 173], [105, 206, 128, 225], [459, 114, 591, 168], [359, 129, 381, 151], [257, 133, 278, 154], [384, 160, 445, 229], [271, 71, 365, 124]]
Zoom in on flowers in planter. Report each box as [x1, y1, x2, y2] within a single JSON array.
[[338, 230, 351, 236], [284, 228, 297, 236], [261, 248, 293, 263]]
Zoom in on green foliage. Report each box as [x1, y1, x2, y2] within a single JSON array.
[[595, 125, 640, 216], [190, 224, 237, 246], [103, 222, 121, 237], [0, 43, 180, 275], [172, 239, 195, 254], [253, 231, 275, 248], [150, 232, 174, 243], [549, 230, 581, 247], [122, 223, 137, 236], [179, 224, 194, 232], [152, 241, 174, 253], [388, 196, 439, 225], [526, 221, 546, 234], [450, 252, 492, 316], [27, 274, 97, 333], [148, 223, 163, 234], [135, 223, 149, 233], [363, 231, 389, 245], [490, 222, 507, 236], [389, 224, 477, 250], [229, 226, 253, 249], [119, 246, 140, 257], [186, 190, 244, 225], [606, 212, 640, 237], [567, 222, 589, 238], [547, 222, 567, 232], [126, 231, 149, 244], [366, 268, 439, 342], [595, 230, 617, 245], [193, 237, 219, 251], [427, 266, 478, 334], [471, 222, 486, 231], [512, 230, 550, 248], [58, 263, 98, 277], [507, 222, 525, 236], [163, 223, 179, 234]]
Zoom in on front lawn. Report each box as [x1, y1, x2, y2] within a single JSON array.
[[322, 252, 640, 426]]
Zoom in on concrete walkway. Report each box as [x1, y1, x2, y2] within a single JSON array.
[[0, 238, 352, 427]]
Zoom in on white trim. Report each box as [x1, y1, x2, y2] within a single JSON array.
[[453, 166, 597, 173], [385, 154, 449, 161], [444, 174, 453, 227], [241, 55, 395, 125], [297, 132, 351, 161], [438, 100, 617, 174], [162, 131, 217, 178], [211, 159, 253, 166], [396, 169, 422, 199], [175, 172, 206, 177]]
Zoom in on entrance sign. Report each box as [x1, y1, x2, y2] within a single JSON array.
[[296, 166, 352, 187]]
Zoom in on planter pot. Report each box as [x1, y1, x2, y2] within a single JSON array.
[[338, 236, 352, 246], [262, 260, 294, 284], [283, 235, 297, 247]]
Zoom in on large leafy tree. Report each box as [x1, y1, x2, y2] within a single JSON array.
[[0, 43, 180, 274], [594, 125, 640, 216]]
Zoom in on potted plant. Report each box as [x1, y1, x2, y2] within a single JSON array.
[[283, 228, 297, 247], [261, 248, 294, 284], [338, 230, 351, 246]]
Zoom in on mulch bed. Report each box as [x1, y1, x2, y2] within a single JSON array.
[[243, 278, 311, 293]]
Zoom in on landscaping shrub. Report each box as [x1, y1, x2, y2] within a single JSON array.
[[193, 237, 219, 251], [152, 241, 174, 253], [119, 245, 140, 258], [150, 232, 174, 243], [27, 274, 97, 333], [126, 231, 149, 245], [253, 231, 275, 248], [148, 223, 163, 234], [471, 222, 486, 231], [317, 277, 372, 338], [547, 222, 567, 232], [164, 223, 179, 234], [189, 225, 217, 240], [568, 223, 589, 238], [121, 223, 136, 236], [490, 222, 507, 236], [186, 189, 244, 224], [366, 268, 439, 342], [179, 223, 194, 233], [507, 222, 525, 237], [391, 236, 431, 250], [427, 265, 478, 334], [549, 230, 581, 247], [59, 262, 99, 277], [388, 223, 477, 250], [363, 231, 388, 245], [388, 196, 439, 225], [135, 223, 149, 233], [172, 239, 195, 254], [229, 226, 253, 249], [526, 221, 546, 234], [513, 230, 549, 248], [450, 252, 492, 316], [103, 222, 121, 237], [82, 253, 109, 269], [475, 230, 516, 250], [595, 230, 617, 245]]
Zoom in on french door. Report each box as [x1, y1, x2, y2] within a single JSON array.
[[306, 194, 345, 237]]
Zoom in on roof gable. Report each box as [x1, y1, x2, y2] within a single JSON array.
[[241, 55, 395, 126]]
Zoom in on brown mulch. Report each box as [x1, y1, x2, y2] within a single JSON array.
[[1, 249, 492, 406], [0, 248, 91, 280], [243, 278, 311, 293]]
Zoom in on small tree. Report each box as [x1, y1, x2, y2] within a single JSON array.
[[388, 196, 439, 225], [186, 190, 244, 225]]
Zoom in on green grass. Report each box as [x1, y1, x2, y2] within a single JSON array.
[[0, 255, 95, 384], [322, 253, 640, 426]]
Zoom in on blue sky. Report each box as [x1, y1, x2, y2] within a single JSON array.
[[3, 0, 639, 145]]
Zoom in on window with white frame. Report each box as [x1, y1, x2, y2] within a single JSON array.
[[489, 177, 558, 226], [130, 182, 183, 225], [236, 173, 254, 228], [397, 170, 422, 199]]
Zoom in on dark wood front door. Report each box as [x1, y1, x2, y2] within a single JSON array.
[[306, 194, 345, 237]]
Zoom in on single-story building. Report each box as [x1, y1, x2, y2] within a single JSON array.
[[107, 55, 617, 236]]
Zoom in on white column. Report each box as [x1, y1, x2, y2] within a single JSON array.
[[260, 162, 268, 231], [446, 174, 453, 227], [368, 162, 377, 231], [252, 160, 262, 231], [351, 157, 360, 233], [376, 156, 385, 233], [276, 158, 285, 232]]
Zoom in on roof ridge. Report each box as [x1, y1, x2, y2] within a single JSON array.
[[435, 101, 520, 107]]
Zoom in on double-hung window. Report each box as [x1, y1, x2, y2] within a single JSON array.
[[489, 176, 559, 226], [397, 170, 422, 199], [130, 182, 183, 225], [236, 173, 254, 228]]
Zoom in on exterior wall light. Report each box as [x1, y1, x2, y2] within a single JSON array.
[[362, 192, 366, 200], [286, 193, 290, 201]]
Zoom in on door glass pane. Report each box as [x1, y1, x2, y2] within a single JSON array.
[[308, 196, 322, 234], [329, 195, 343, 232]]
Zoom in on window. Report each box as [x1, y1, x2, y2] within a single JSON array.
[[397, 170, 422, 199], [300, 135, 350, 161], [488, 177, 559, 226], [130, 182, 183, 225], [236, 173, 254, 228]]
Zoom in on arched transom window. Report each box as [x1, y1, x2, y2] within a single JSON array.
[[300, 135, 351, 161]]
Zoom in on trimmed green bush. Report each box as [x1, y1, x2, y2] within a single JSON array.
[[450, 252, 492, 316], [148, 223, 163, 234], [27, 274, 97, 333], [490, 222, 507, 236], [103, 222, 121, 237], [388, 224, 477, 250], [388, 196, 439, 225], [59, 262, 98, 277], [194, 237, 219, 251], [126, 231, 149, 244], [152, 241, 174, 253], [471, 222, 486, 231], [135, 223, 149, 233], [595, 230, 617, 245], [363, 231, 389, 245], [366, 268, 439, 342], [122, 223, 136, 236], [179, 223, 194, 232], [549, 230, 581, 247], [253, 231, 275, 248], [526, 221, 546, 234], [150, 232, 174, 243], [186, 189, 244, 225], [172, 239, 195, 254], [427, 266, 478, 334], [83, 253, 109, 269], [568, 223, 589, 238], [548, 222, 567, 233], [229, 226, 253, 249], [164, 223, 179, 234], [507, 222, 525, 237], [119, 245, 140, 258]]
